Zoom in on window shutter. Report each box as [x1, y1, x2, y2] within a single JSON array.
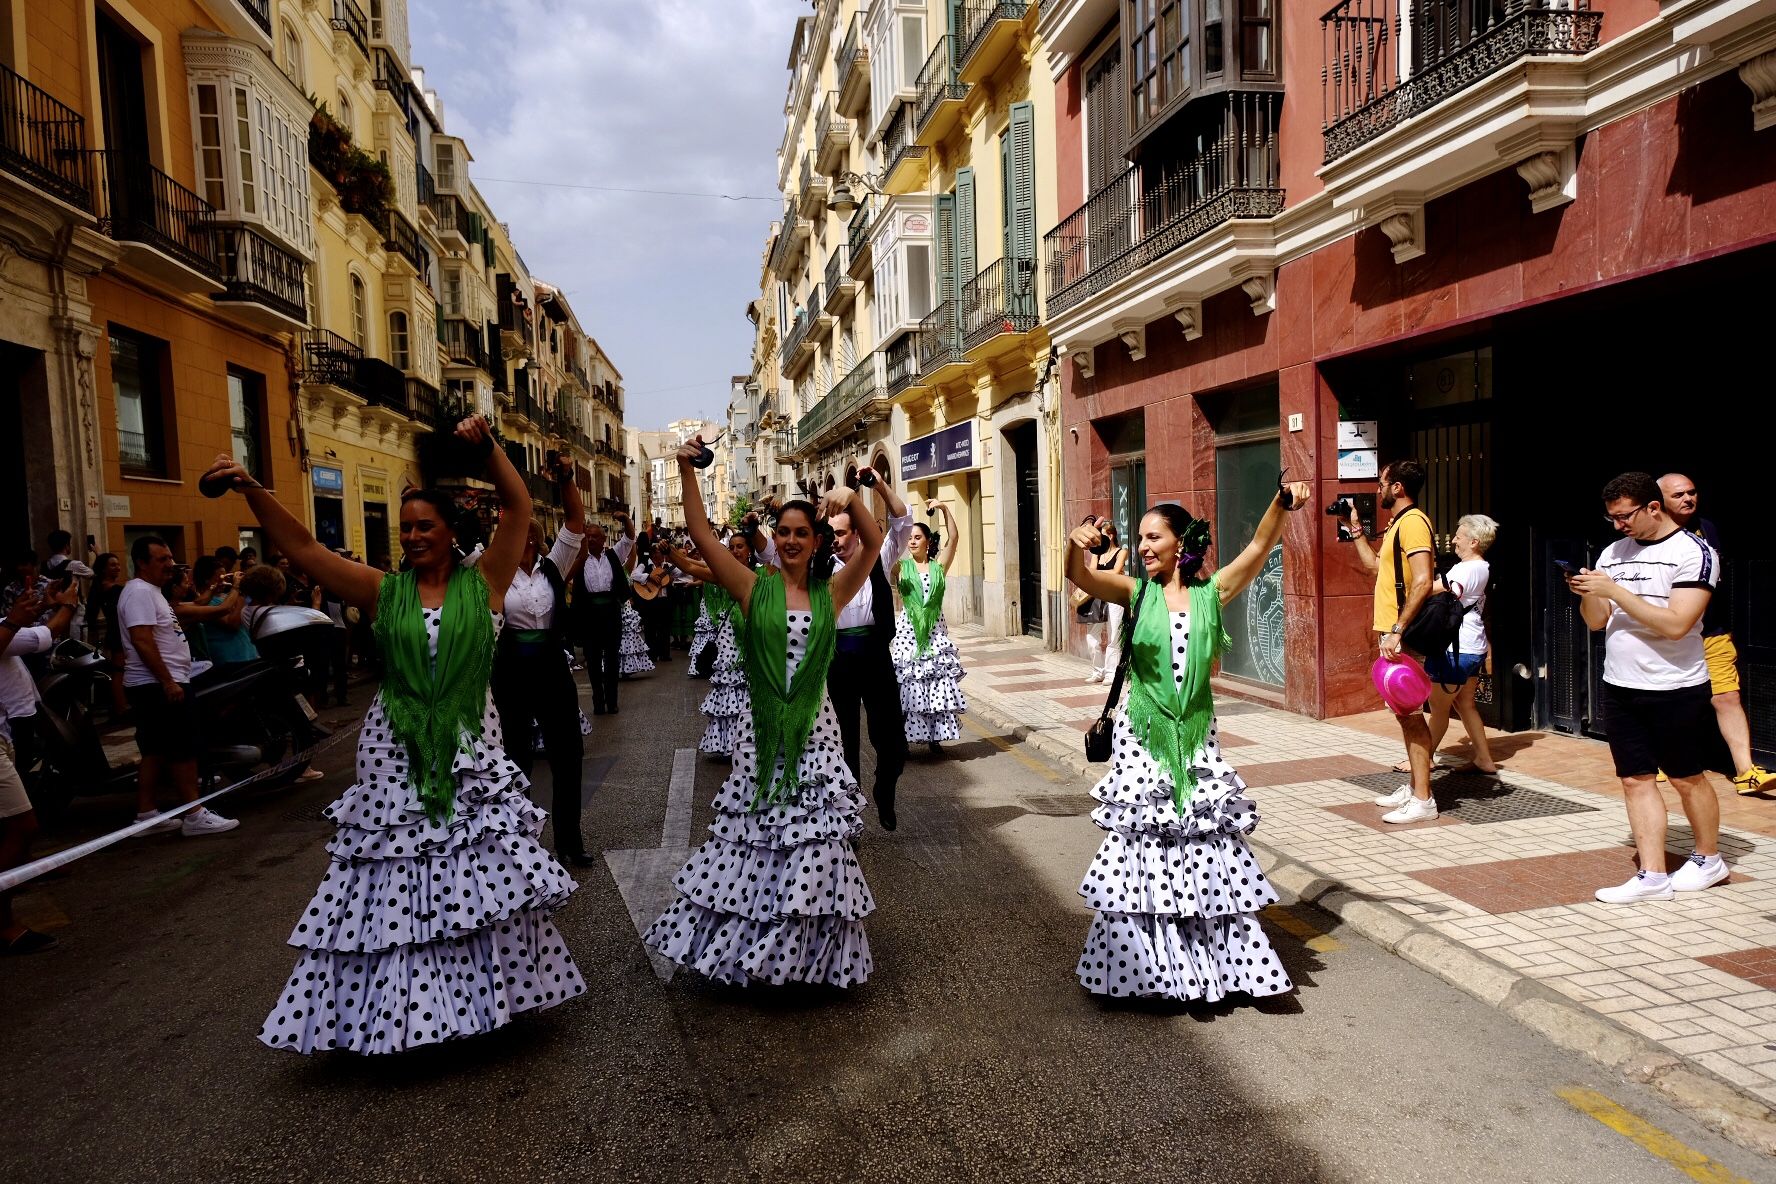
[[1008, 101, 1037, 316], [934, 191, 956, 308], [954, 167, 977, 294]]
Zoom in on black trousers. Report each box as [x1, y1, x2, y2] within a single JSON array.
[[492, 640, 587, 857], [580, 600, 622, 711], [641, 596, 672, 661], [827, 643, 906, 811]]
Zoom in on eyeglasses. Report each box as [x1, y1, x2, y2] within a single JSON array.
[[1604, 505, 1646, 526]]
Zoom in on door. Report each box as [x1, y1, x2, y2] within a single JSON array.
[[1538, 535, 1602, 739], [0, 345, 32, 563], [361, 502, 390, 569], [1211, 387, 1285, 686], [95, 11, 151, 224], [314, 495, 345, 551], [1108, 459, 1145, 574], [1009, 423, 1043, 637]]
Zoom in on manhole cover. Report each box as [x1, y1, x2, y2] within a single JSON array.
[[1340, 771, 1600, 825], [1020, 795, 1092, 816]]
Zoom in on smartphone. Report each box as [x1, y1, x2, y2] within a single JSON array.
[[1554, 559, 1580, 575]]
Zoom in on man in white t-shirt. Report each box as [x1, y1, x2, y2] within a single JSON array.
[[119, 536, 237, 837], [1568, 472, 1721, 904]]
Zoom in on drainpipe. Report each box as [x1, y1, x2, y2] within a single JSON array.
[[1035, 344, 1063, 652]]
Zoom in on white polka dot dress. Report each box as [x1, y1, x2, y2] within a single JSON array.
[[260, 608, 587, 1054], [688, 598, 716, 679], [1076, 607, 1292, 1002], [890, 565, 968, 744], [645, 609, 874, 987], [697, 604, 748, 755], [619, 601, 653, 676]]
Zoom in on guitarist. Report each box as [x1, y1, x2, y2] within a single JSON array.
[[572, 508, 636, 714], [632, 540, 675, 662]]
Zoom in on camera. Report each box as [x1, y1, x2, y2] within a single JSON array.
[[1325, 496, 1354, 519]]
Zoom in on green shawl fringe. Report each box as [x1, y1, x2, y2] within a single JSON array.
[[896, 557, 945, 657], [1125, 574, 1229, 813], [741, 569, 836, 810]]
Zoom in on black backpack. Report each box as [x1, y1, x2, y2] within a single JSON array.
[[1393, 509, 1465, 657]]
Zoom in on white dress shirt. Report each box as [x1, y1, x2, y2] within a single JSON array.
[[828, 512, 913, 630], [0, 625, 51, 740], [580, 533, 636, 593], [504, 526, 584, 631]]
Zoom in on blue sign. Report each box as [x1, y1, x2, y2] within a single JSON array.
[[900, 422, 976, 482], [312, 465, 345, 493]]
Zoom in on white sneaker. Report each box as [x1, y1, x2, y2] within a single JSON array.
[[1381, 796, 1439, 824], [1087, 672, 1105, 684], [1374, 785, 1413, 808], [134, 811, 183, 835], [295, 767, 326, 783], [182, 808, 240, 836], [1594, 871, 1674, 904], [1669, 853, 1729, 893]]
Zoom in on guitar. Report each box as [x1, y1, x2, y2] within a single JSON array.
[[630, 565, 671, 601]]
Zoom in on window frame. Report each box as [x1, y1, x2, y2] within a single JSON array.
[[109, 326, 173, 480], [389, 310, 411, 371], [350, 272, 369, 350], [1119, 0, 1281, 150], [227, 365, 270, 484], [281, 20, 304, 87]]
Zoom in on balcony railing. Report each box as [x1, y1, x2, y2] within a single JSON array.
[[407, 377, 439, 426], [883, 100, 927, 182], [213, 224, 305, 321], [88, 150, 222, 280], [594, 439, 624, 465], [231, 0, 272, 35], [914, 36, 967, 136], [1044, 93, 1284, 316], [331, 0, 369, 62], [300, 329, 363, 391], [960, 256, 1038, 352], [846, 199, 874, 276], [835, 11, 869, 115], [1320, 0, 1602, 163], [780, 307, 813, 367], [416, 160, 434, 209], [917, 301, 963, 374], [0, 63, 93, 211], [797, 353, 884, 449], [769, 195, 809, 275], [360, 357, 407, 415], [885, 333, 921, 397], [815, 91, 850, 173], [373, 47, 413, 122], [441, 316, 489, 370], [428, 190, 474, 240], [824, 245, 845, 303], [957, 1, 1030, 77], [380, 207, 428, 275]]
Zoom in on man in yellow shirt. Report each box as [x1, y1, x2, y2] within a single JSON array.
[[1350, 459, 1439, 823]]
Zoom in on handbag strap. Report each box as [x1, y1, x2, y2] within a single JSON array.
[[1095, 581, 1145, 724]]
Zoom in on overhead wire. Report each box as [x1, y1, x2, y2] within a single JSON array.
[[473, 176, 776, 201]]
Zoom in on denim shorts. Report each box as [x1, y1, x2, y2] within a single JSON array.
[[1422, 649, 1484, 689]]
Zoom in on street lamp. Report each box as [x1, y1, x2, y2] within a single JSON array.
[[828, 170, 884, 216]]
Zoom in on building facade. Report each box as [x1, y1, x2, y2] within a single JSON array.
[[1041, 0, 1776, 751]]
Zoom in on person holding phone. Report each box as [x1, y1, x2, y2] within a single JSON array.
[[206, 417, 588, 1053], [1076, 518, 1129, 684]]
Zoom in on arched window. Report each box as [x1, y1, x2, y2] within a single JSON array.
[[350, 274, 368, 349], [281, 20, 304, 87], [336, 90, 353, 137], [388, 310, 410, 370]]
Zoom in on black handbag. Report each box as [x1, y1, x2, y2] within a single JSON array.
[[1085, 582, 1146, 762], [1392, 509, 1463, 658]]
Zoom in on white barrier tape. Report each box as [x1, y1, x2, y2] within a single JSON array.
[[0, 723, 358, 895]]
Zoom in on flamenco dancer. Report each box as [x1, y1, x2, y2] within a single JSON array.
[[891, 500, 968, 752], [667, 539, 755, 755], [207, 417, 585, 1054], [618, 541, 659, 677], [1063, 481, 1310, 1003], [644, 435, 882, 987]]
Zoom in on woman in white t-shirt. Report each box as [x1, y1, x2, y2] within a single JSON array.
[[1418, 514, 1500, 775]]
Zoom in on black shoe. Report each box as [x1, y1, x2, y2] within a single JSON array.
[[878, 804, 897, 832], [607, 704, 619, 714], [560, 852, 598, 868]]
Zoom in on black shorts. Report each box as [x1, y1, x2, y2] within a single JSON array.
[[1601, 681, 1714, 780], [126, 682, 200, 762]]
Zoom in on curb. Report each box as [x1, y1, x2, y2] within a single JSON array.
[[965, 697, 1776, 1158]]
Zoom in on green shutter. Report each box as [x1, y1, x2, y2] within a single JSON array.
[[935, 191, 956, 308], [1008, 101, 1038, 318], [954, 166, 977, 295], [947, 0, 962, 80]]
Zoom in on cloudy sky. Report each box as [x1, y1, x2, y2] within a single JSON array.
[[412, 0, 801, 429]]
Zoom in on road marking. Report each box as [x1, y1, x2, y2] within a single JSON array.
[[959, 714, 1062, 783], [1557, 1088, 1753, 1184], [1260, 904, 1343, 952], [605, 747, 699, 982]]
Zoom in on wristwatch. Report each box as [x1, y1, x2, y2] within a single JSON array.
[[1389, 624, 1403, 635]]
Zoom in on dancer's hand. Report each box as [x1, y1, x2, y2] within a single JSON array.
[[1069, 519, 1104, 552], [201, 453, 261, 494]]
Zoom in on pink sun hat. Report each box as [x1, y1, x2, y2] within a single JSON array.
[[1372, 654, 1432, 715]]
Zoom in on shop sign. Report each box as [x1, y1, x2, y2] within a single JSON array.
[[1336, 419, 1379, 479], [900, 422, 977, 482], [103, 495, 130, 517], [312, 465, 345, 494]]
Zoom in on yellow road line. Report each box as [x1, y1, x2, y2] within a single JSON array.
[[1557, 1088, 1754, 1184], [1260, 905, 1342, 953], [959, 714, 1062, 783]]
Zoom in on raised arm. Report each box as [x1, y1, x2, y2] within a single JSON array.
[[470, 418, 532, 602], [1217, 481, 1310, 605], [934, 501, 958, 571], [1065, 518, 1136, 608], [665, 543, 714, 582], [201, 454, 382, 612], [676, 436, 756, 606], [825, 486, 882, 609], [557, 454, 585, 536]]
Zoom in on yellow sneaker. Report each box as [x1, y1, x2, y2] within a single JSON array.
[[1733, 766, 1774, 797], [1655, 769, 1668, 783]]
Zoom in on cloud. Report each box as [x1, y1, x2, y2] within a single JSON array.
[[413, 0, 797, 422]]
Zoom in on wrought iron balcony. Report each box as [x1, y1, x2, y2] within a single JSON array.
[[441, 316, 489, 371], [956, 1, 1030, 84], [835, 11, 870, 117], [428, 190, 474, 242], [807, 282, 834, 343], [300, 329, 364, 391], [1044, 93, 1283, 316], [914, 36, 968, 141], [331, 0, 369, 63], [88, 150, 222, 280], [1321, 0, 1602, 164], [231, 0, 272, 36], [769, 195, 812, 277], [882, 100, 928, 191], [379, 207, 428, 275], [212, 223, 305, 323], [594, 439, 624, 465], [815, 91, 850, 175], [0, 63, 93, 211], [824, 244, 858, 315], [960, 256, 1039, 353], [916, 301, 964, 377], [373, 48, 413, 122], [885, 333, 922, 398], [360, 356, 408, 416], [407, 377, 439, 426], [796, 353, 885, 452], [416, 160, 434, 211], [779, 307, 815, 376], [845, 200, 875, 279], [797, 151, 828, 219]]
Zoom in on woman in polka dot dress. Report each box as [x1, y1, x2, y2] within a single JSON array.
[[668, 537, 757, 755], [203, 418, 586, 1054], [1063, 480, 1311, 1003], [644, 435, 884, 987], [891, 500, 967, 751]]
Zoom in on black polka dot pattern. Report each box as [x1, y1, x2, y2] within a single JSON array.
[[644, 611, 876, 987], [259, 609, 588, 1054], [619, 602, 654, 674], [1073, 606, 1293, 1002], [697, 605, 749, 754], [687, 602, 717, 680], [890, 567, 969, 744]]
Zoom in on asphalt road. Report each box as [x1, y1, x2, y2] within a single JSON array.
[[3, 659, 1769, 1183]]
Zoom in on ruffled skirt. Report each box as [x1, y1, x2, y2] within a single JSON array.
[[1075, 713, 1291, 1003], [698, 616, 747, 756], [620, 602, 654, 675], [890, 613, 967, 744]]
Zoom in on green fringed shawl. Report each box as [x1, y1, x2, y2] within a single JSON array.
[[1126, 573, 1229, 812], [896, 558, 945, 657], [373, 566, 496, 822], [702, 580, 736, 620], [742, 569, 836, 810]]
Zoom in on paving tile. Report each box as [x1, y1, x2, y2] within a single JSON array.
[[987, 678, 1098, 694], [1238, 754, 1392, 788], [1322, 801, 1465, 834], [1405, 846, 1742, 915]]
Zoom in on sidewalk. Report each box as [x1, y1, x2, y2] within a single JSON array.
[[949, 623, 1776, 1151]]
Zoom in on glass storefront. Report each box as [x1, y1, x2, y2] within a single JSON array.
[[1211, 386, 1283, 686]]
